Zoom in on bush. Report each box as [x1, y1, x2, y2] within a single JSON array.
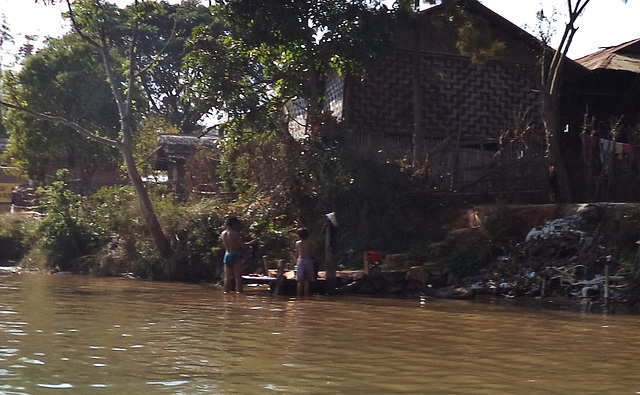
[[439, 231, 492, 281], [161, 198, 227, 281], [0, 213, 35, 263], [32, 170, 103, 272]]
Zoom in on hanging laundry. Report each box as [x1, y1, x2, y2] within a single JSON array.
[[615, 142, 624, 158], [580, 134, 599, 157], [599, 138, 615, 174]]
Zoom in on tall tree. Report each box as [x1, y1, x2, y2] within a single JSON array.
[[0, 13, 11, 137], [211, 0, 397, 134], [133, 0, 219, 134], [2, 33, 121, 183], [1, 0, 175, 258]]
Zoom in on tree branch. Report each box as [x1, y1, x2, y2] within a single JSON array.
[[136, 19, 178, 77], [64, 0, 102, 49], [0, 100, 120, 149]]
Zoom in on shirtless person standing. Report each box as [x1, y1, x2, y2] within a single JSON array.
[[221, 216, 256, 293], [295, 228, 314, 297]]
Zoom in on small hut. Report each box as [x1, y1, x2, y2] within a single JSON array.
[[156, 134, 218, 194]]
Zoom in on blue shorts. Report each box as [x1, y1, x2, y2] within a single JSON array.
[[224, 252, 242, 266], [296, 258, 315, 282]]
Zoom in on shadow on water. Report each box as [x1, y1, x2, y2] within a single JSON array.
[[0, 274, 639, 394]]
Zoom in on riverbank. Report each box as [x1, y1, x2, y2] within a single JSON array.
[[4, 201, 640, 310], [312, 202, 640, 309]]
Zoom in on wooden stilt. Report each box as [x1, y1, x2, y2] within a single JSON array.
[[275, 259, 285, 295], [325, 218, 336, 295]]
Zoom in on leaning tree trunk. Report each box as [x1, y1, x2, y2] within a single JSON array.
[[120, 113, 173, 259]]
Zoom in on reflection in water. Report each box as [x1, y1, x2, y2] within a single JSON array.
[[0, 274, 639, 393]]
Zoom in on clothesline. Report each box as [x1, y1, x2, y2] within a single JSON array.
[[580, 134, 632, 158]]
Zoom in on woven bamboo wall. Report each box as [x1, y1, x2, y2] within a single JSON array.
[[344, 50, 542, 143], [341, 50, 549, 195]]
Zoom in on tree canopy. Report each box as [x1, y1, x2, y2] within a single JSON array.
[[133, 0, 219, 134], [187, 0, 399, 135], [2, 33, 121, 182]]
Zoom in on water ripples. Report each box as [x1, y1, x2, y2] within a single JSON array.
[[0, 275, 639, 393]]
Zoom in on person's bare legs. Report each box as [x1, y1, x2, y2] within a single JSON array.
[[297, 281, 310, 297], [234, 262, 244, 293], [224, 264, 233, 293]]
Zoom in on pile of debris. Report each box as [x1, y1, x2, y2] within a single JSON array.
[[470, 203, 634, 303], [335, 203, 640, 305]]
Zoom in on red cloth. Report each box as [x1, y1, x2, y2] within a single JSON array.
[[581, 134, 599, 156]]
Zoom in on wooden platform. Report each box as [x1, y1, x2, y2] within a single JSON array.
[[241, 275, 277, 285], [242, 274, 326, 294]]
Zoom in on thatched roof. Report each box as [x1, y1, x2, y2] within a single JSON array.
[[157, 134, 218, 163]]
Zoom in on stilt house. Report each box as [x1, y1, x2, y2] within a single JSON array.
[[288, 0, 591, 201]]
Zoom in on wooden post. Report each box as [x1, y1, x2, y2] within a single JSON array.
[[604, 262, 610, 310], [262, 255, 270, 277], [275, 259, 285, 295], [325, 217, 337, 295]]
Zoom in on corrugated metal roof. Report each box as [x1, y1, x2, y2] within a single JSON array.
[[576, 38, 640, 72]]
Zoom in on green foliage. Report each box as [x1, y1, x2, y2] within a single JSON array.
[[32, 169, 102, 271], [132, 1, 219, 133], [130, 239, 164, 280], [184, 26, 269, 122], [440, 232, 492, 281], [88, 185, 140, 245], [248, 215, 297, 262], [455, 19, 506, 64], [0, 116, 6, 138], [302, 124, 421, 254], [185, 0, 399, 136], [165, 199, 227, 280], [88, 184, 228, 281], [132, 116, 182, 183], [215, 116, 436, 261], [184, 146, 222, 196], [0, 213, 35, 263], [87, 184, 169, 278], [215, 0, 396, 80], [1, 33, 121, 183], [478, 206, 515, 248], [80, 184, 163, 277]]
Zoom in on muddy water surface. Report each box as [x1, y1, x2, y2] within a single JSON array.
[[0, 274, 639, 394]]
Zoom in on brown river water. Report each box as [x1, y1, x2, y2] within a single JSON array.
[[0, 273, 639, 394]]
